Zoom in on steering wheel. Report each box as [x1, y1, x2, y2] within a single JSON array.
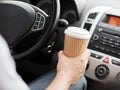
[[0, 0, 60, 60]]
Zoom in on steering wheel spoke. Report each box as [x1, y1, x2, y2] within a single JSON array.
[[31, 5, 49, 32]]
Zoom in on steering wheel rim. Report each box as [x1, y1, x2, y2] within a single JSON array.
[[0, 0, 60, 60]]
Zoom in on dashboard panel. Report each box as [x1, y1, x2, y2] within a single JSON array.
[[81, 6, 120, 83]]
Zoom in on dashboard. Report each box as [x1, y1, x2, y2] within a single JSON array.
[[81, 6, 120, 83]]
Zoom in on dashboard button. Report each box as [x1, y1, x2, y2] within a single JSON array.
[[108, 41, 112, 44], [102, 36, 107, 39], [114, 40, 120, 43], [100, 41, 106, 45], [100, 47, 105, 50], [93, 34, 99, 40], [95, 64, 109, 80], [103, 57, 109, 63], [109, 38, 113, 41], [94, 45, 99, 48], [114, 43, 119, 46], [91, 53, 103, 59], [112, 59, 120, 66]]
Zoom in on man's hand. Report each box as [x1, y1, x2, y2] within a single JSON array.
[[46, 50, 90, 90], [57, 50, 90, 84]]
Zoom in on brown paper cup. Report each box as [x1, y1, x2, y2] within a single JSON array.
[[63, 27, 90, 57]]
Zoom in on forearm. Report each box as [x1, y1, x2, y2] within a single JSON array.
[[46, 72, 72, 90]]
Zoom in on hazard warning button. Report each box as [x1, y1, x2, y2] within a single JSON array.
[[103, 57, 109, 63]]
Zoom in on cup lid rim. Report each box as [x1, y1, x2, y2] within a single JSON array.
[[64, 27, 91, 39]]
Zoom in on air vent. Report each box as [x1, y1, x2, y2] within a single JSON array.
[[83, 23, 92, 31], [88, 13, 98, 19]]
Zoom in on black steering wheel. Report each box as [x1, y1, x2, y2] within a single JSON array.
[[0, 0, 60, 60]]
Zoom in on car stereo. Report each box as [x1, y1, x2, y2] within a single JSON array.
[[81, 6, 120, 83]]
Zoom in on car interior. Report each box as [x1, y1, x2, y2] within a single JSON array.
[[0, 0, 120, 90]]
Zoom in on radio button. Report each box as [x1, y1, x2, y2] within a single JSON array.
[[106, 49, 115, 54], [94, 45, 99, 48], [93, 34, 99, 40], [104, 42, 114, 48], [98, 28, 103, 32], [114, 43, 119, 46], [101, 39, 107, 42], [110, 44, 114, 47], [111, 51, 115, 54], [108, 41, 112, 44], [116, 41, 120, 43], [109, 38, 113, 41], [102, 36, 107, 40], [100, 41, 106, 45], [105, 49, 109, 52], [118, 53, 120, 56], [100, 47, 105, 50], [114, 40, 120, 43], [90, 53, 103, 59]]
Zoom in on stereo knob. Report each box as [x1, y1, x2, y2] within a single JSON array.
[[95, 64, 109, 80], [93, 34, 99, 40]]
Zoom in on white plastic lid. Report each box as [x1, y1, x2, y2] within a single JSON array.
[[64, 27, 91, 39]]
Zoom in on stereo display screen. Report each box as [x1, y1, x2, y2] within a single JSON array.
[[108, 16, 120, 27]]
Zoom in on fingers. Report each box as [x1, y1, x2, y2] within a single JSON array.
[[78, 50, 90, 60], [80, 49, 91, 58], [58, 51, 64, 59], [58, 49, 90, 66], [58, 49, 90, 60], [58, 51, 71, 60], [57, 50, 90, 84], [58, 51, 63, 56]]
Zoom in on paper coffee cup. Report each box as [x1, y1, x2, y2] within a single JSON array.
[[63, 27, 91, 57]]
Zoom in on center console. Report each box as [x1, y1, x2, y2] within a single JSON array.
[[81, 6, 120, 83]]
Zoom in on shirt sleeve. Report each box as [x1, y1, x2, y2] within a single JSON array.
[[0, 35, 30, 90]]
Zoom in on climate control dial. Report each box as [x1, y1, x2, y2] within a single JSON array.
[[95, 64, 109, 80]]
